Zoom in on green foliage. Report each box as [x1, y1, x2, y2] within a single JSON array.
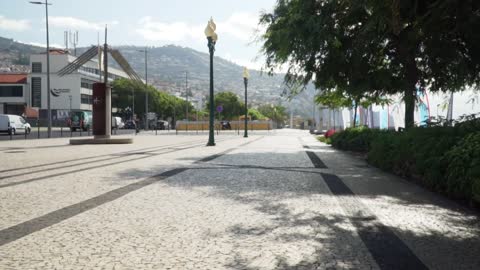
[[259, 0, 480, 128], [205, 91, 244, 120], [317, 136, 331, 144], [112, 78, 194, 121], [330, 117, 480, 205], [444, 132, 480, 203], [330, 126, 378, 152], [247, 108, 266, 120], [257, 104, 287, 124]]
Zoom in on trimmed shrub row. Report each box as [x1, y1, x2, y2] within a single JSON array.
[[325, 119, 480, 205]]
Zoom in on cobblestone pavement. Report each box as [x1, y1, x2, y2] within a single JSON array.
[[0, 130, 479, 269]]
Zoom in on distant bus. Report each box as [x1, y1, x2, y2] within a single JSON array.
[[67, 111, 92, 132]]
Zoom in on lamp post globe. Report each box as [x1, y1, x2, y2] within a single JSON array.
[[205, 18, 217, 146]]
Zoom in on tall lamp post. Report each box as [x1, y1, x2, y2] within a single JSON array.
[[30, 0, 52, 138], [243, 67, 249, 138], [138, 47, 148, 130], [185, 71, 189, 131], [205, 18, 217, 146]]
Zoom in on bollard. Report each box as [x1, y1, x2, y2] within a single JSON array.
[[37, 121, 40, 139], [9, 129, 12, 140], [25, 129, 27, 140], [155, 125, 157, 135], [61, 127, 63, 137]]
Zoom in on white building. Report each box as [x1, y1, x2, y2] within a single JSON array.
[[0, 73, 29, 116], [315, 88, 479, 131], [27, 49, 131, 121]]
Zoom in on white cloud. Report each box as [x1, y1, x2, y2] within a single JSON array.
[[0, 15, 30, 31], [136, 12, 263, 43], [136, 16, 203, 42], [48, 16, 119, 31], [23, 41, 65, 49], [219, 12, 262, 42]]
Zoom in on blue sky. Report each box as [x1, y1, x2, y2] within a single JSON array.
[[0, 0, 277, 69]]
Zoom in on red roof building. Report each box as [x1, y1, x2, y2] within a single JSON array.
[[0, 73, 28, 84], [0, 73, 29, 115]]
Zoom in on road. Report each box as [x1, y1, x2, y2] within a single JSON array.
[[0, 129, 479, 269], [0, 128, 137, 141]]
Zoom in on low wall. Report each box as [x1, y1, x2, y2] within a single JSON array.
[[175, 120, 273, 131]]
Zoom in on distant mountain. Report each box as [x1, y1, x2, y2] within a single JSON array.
[[0, 36, 43, 72], [0, 36, 315, 118], [90, 45, 289, 107]]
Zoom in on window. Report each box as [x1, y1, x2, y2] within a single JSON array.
[[0, 86, 23, 97], [31, 77, 41, 107], [81, 94, 92, 104], [80, 78, 95, 90], [32, 62, 42, 73]]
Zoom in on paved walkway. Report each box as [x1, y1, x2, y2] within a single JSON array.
[[0, 130, 478, 269]]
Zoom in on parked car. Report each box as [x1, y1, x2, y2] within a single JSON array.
[[0, 114, 31, 135], [221, 121, 232, 130], [112, 116, 125, 129], [124, 120, 137, 129], [150, 120, 170, 130], [68, 111, 92, 132]]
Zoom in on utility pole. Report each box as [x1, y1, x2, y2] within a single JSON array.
[[185, 71, 188, 122], [145, 47, 148, 130], [29, 0, 53, 138], [185, 71, 189, 131]]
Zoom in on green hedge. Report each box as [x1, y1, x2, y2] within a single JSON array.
[[329, 119, 480, 205], [317, 136, 332, 144]]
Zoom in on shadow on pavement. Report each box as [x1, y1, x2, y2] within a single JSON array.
[[114, 149, 480, 269]]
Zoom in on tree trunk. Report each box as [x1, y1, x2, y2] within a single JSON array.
[[353, 103, 358, 128], [398, 40, 419, 129], [403, 54, 418, 129], [404, 86, 416, 129]]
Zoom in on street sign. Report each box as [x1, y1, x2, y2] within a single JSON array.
[[147, 112, 156, 120], [216, 105, 223, 113]]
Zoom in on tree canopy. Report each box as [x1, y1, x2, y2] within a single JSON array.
[[205, 91, 244, 120], [260, 0, 480, 128], [257, 104, 288, 125], [112, 78, 194, 121]]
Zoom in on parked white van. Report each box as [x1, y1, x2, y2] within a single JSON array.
[[112, 117, 125, 129], [0, 114, 31, 135]]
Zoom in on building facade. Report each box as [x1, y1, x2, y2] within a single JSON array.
[[26, 49, 130, 121], [0, 73, 30, 116]]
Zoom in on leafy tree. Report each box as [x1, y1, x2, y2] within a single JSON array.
[[258, 104, 287, 125], [260, 0, 480, 128], [247, 108, 267, 121], [112, 78, 194, 122], [205, 91, 244, 120]]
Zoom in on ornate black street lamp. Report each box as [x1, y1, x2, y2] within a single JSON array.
[[243, 67, 249, 138], [205, 18, 217, 146]]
